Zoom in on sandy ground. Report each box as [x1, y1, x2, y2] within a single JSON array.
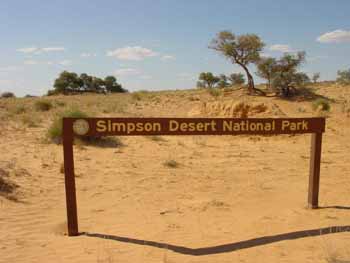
[[1, 84, 350, 262]]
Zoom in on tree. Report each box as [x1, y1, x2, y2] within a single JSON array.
[[228, 73, 245, 85], [337, 69, 350, 85], [104, 76, 126, 93], [52, 71, 125, 94], [271, 52, 308, 97], [196, 81, 205, 88], [197, 72, 220, 88], [217, 74, 230, 88], [312, 72, 320, 83], [256, 57, 277, 90], [79, 73, 93, 91], [210, 31, 265, 95], [53, 71, 80, 94], [1, 92, 15, 98]]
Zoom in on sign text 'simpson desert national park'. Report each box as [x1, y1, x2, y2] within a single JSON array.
[[71, 117, 324, 136], [63, 117, 325, 236]]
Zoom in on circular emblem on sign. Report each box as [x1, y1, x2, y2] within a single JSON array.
[[73, 119, 90, 136]]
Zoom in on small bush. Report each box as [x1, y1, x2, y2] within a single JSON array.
[[163, 159, 179, 168], [11, 105, 26, 114], [148, 136, 166, 142], [55, 101, 66, 107], [47, 109, 88, 143], [47, 109, 121, 147], [312, 99, 331, 112], [1, 92, 15, 98], [208, 88, 221, 98], [47, 89, 58, 96], [21, 114, 40, 127], [132, 90, 149, 101], [35, 100, 53, 111]]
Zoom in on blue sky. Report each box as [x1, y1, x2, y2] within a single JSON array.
[[0, 0, 350, 96]]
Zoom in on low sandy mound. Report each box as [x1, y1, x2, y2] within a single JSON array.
[[188, 100, 284, 118]]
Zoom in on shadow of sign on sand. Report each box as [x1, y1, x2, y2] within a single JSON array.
[[82, 225, 350, 256]]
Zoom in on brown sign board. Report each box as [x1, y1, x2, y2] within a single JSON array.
[[67, 117, 325, 137], [62, 117, 326, 236]]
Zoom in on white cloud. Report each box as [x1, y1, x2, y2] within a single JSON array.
[[41, 47, 65, 52], [58, 60, 72, 66], [24, 60, 38, 65], [81, 53, 97, 58], [16, 47, 38, 53], [114, 68, 140, 76], [16, 46, 65, 54], [317, 29, 350, 43], [107, 46, 158, 61], [269, 44, 292, 53], [161, 55, 175, 60]]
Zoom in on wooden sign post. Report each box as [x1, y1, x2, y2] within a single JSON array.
[[63, 117, 325, 236]]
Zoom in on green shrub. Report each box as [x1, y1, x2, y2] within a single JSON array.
[[312, 99, 331, 112], [47, 109, 121, 147], [21, 114, 40, 127], [11, 105, 26, 114], [47, 109, 88, 143], [132, 90, 149, 101], [55, 101, 66, 107], [35, 100, 53, 111], [163, 159, 179, 168], [208, 88, 221, 98]]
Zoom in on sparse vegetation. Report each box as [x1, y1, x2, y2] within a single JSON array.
[[0, 168, 19, 201], [148, 136, 167, 142], [47, 108, 121, 147], [208, 88, 222, 97], [228, 73, 245, 86], [35, 100, 53, 111], [312, 98, 331, 112], [21, 114, 40, 127], [132, 90, 149, 101], [312, 72, 321, 83], [163, 159, 179, 168], [47, 109, 89, 143], [337, 69, 350, 85], [1, 92, 15, 98], [11, 104, 26, 115]]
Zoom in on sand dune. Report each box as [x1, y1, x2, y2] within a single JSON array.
[[1, 84, 350, 262]]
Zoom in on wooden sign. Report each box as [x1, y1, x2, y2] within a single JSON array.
[[63, 117, 325, 236]]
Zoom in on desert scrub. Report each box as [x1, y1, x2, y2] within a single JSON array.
[[0, 168, 19, 201], [312, 98, 331, 112], [21, 114, 40, 127], [163, 159, 179, 168], [47, 108, 121, 147], [35, 100, 53, 111], [132, 90, 149, 101], [11, 104, 26, 115], [47, 109, 88, 143], [1, 92, 15, 98], [208, 88, 221, 98], [55, 101, 66, 107]]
